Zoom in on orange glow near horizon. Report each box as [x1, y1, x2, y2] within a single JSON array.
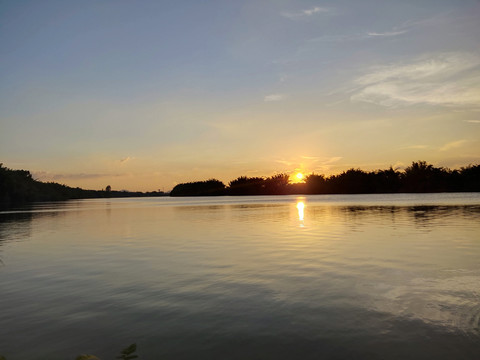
[[290, 172, 305, 184]]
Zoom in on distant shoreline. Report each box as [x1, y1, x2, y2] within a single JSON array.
[[2, 161, 478, 207], [0, 163, 167, 208]]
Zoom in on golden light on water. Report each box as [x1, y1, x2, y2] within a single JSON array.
[[297, 201, 305, 222]]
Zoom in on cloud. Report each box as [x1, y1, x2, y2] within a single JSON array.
[[120, 156, 133, 164], [274, 156, 342, 170], [366, 30, 407, 37], [282, 6, 329, 19], [264, 94, 286, 102], [303, 7, 327, 16], [322, 156, 343, 164], [33, 172, 124, 181], [355, 53, 479, 85], [275, 159, 294, 166], [301, 156, 322, 161], [312, 156, 344, 174], [439, 140, 468, 152], [308, 27, 407, 43], [402, 145, 429, 150], [351, 53, 480, 107], [307, 34, 357, 43], [464, 120, 480, 123]]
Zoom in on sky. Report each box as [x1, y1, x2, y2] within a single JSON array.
[[1, 0, 479, 191]]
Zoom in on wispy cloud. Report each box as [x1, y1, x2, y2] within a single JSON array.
[[355, 53, 479, 85], [440, 140, 468, 152], [274, 156, 342, 171], [275, 159, 294, 166], [367, 30, 407, 37], [33, 172, 124, 181], [301, 156, 321, 161], [402, 145, 429, 150], [321, 156, 343, 164], [351, 52, 480, 107], [303, 7, 327, 16], [307, 34, 356, 43], [307, 13, 471, 44], [313, 156, 344, 174], [464, 120, 480, 123], [120, 156, 133, 164], [282, 6, 329, 19], [308, 27, 407, 43], [264, 94, 286, 102]]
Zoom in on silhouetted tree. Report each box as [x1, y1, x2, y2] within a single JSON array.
[[305, 174, 326, 194], [328, 169, 373, 194], [0, 164, 166, 207], [401, 161, 449, 192], [371, 167, 401, 193], [459, 164, 480, 192], [228, 176, 265, 195], [264, 173, 290, 195], [2, 161, 479, 206], [170, 179, 226, 196]]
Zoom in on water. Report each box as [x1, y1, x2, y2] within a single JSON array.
[[1, 193, 479, 359]]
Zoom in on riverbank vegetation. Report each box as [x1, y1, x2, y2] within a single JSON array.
[[0, 343, 138, 360], [170, 161, 480, 196], [1, 161, 479, 205], [0, 163, 165, 207]]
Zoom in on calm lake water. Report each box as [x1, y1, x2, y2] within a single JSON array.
[[1, 193, 479, 359]]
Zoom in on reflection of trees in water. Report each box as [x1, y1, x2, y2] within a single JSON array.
[[409, 206, 439, 227], [173, 204, 290, 223], [0, 210, 62, 246], [229, 204, 290, 223], [174, 203, 480, 228], [329, 205, 480, 230], [407, 205, 480, 227], [331, 206, 399, 232], [0, 212, 34, 246]]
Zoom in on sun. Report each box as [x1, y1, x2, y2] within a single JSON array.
[[290, 172, 305, 183]]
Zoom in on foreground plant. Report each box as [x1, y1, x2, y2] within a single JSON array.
[[116, 344, 138, 360], [76, 344, 138, 360], [76, 356, 100, 360], [0, 343, 139, 360]]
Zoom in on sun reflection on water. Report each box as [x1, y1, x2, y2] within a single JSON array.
[[296, 200, 305, 225]]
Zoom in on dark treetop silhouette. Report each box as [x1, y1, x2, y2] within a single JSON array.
[[170, 161, 480, 196], [0, 163, 165, 207], [1, 161, 479, 205]]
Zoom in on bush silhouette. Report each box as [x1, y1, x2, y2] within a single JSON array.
[[1, 161, 479, 206], [170, 179, 226, 196]]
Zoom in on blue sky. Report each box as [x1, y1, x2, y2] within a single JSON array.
[[1, 0, 479, 191]]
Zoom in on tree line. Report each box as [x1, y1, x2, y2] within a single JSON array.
[[1, 161, 479, 205], [0, 163, 165, 207], [170, 161, 480, 196]]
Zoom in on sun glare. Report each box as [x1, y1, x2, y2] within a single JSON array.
[[290, 172, 305, 184], [296, 201, 305, 221]]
